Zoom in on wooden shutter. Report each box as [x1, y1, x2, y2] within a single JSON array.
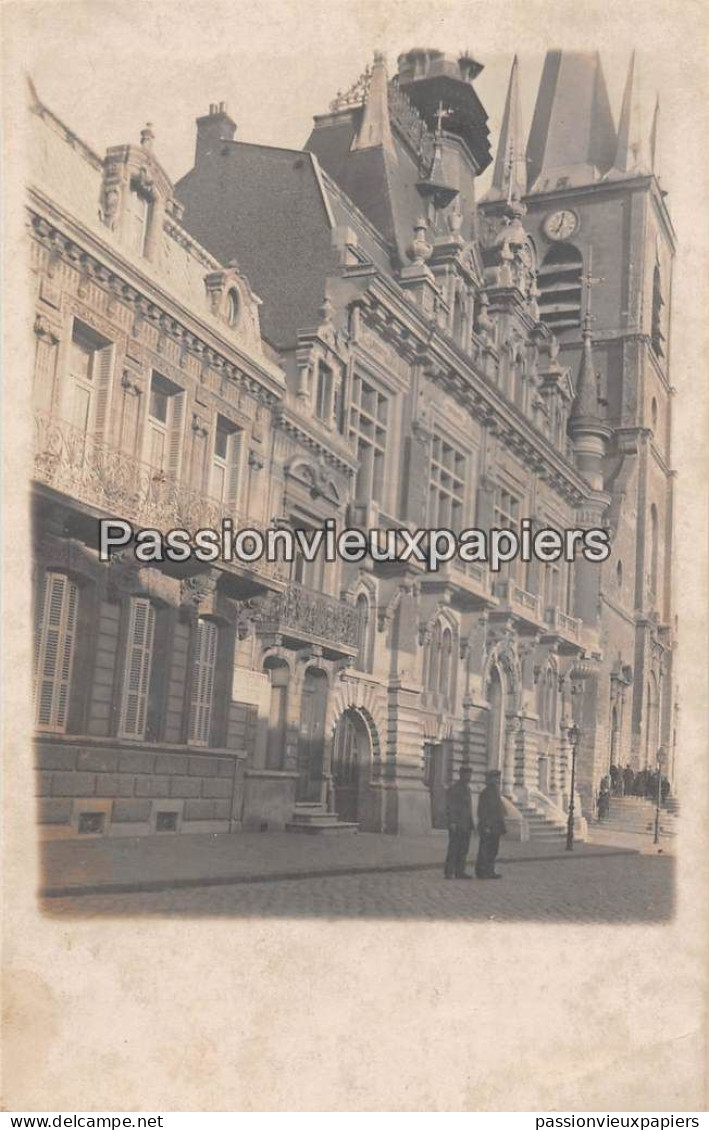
[[189, 618, 218, 746], [166, 393, 184, 480], [35, 572, 79, 732], [93, 346, 114, 441], [120, 387, 141, 455], [34, 335, 59, 414], [119, 598, 156, 739]]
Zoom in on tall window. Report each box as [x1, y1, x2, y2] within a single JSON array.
[[439, 627, 453, 702], [290, 520, 326, 591], [210, 415, 242, 505], [189, 618, 219, 746], [66, 320, 113, 437], [649, 504, 659, 598], [146, 372, 184, 478], [34, 571, 79, 732], [119, 597, 156, 739], [315, 362, 334, 422], [425, 621, 454, 702], [651, 264, 665, 358], [494, 487, 521, 582], [428, 433, 466, 532], [537, 666, 558, 734], [542, 561, 561, 610], [355, 593, 371, 672], [349, 374, 388, 505], [125, 188, 152, 258]]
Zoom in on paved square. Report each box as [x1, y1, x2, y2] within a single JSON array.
[[42, 850, 674, 922]]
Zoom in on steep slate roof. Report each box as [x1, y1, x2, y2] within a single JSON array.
[[177, 143, 342, 349], [526, 51, 617, 192]]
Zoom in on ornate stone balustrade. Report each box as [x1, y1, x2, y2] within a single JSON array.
[[544, 605, 581, 641], [33, 412, 284, 583], [493, 578, 542, 623]]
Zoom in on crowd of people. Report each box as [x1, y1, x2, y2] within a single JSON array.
[[595, 764, 672, 821]]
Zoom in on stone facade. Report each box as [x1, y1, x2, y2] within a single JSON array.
[[29, 48, 675, 841]]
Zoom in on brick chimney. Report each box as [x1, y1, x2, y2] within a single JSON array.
[[195, 102, 236, 162]]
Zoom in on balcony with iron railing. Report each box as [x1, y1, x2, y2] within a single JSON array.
[[245, 581, 360, 659], [33, 411, 286, 587]]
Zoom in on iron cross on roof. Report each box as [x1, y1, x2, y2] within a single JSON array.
[[582, 247, 604, 328], [434, 101, 453, 137]]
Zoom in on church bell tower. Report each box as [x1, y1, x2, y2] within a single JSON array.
[[481, 50, 677, 780]]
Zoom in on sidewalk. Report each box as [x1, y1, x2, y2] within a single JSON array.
[[587, 823, 677, 856], [39, 830, 637, 899]]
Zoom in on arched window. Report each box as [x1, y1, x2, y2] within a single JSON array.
[[452, 291, 465, 345], [649, 504, 659, 598], [537, 243, 583, 331], [427, 621, 442, 692], [537, 664, 558, 733], [355, 593, 371, 673], [439, 627, 453, 701], [486, 665, 504, 771], [226, 288, 240, 327]]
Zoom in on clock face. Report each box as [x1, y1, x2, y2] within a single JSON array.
[[544, 209, 578, 240]]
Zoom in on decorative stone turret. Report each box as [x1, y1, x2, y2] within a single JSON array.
[[568, 313, 612, 490]]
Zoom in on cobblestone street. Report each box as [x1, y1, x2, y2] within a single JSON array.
[[42, 848, 674, 922]]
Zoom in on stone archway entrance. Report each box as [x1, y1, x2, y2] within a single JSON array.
[[332, 709, 371, 823], [297, 667, 328, 801]]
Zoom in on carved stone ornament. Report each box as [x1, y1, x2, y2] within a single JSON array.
[[34, 314, 60, 344], [180, 571, 219, 612]]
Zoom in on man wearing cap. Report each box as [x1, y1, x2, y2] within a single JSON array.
[[476, 769, 507, 879], [444, 765, 475, 879]]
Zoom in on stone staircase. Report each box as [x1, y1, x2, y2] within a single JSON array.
[[599, 795, 678, 838], [286, 802, 359, 835], [516, 801, 569, 843]]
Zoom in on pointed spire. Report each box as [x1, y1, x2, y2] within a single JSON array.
[[526, 51, 616, 192], [570, 312, 602, 424], [650, 94, 660, 175], [608, 52, 651, 177], [351, 51, 394, 153], [487, 56, 527, 202]]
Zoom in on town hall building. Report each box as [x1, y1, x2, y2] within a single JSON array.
[[29, 47, 676, 841]]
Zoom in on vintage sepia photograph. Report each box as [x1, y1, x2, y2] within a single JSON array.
[[3, 0, 708, 1114]]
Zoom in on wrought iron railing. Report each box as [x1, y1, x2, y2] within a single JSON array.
[[252, 582, 360, 649], [33, 412, 285, 583]]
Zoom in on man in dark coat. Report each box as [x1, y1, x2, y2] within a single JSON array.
[[475, 769, 507, 879], [444, 765, 475, 879]]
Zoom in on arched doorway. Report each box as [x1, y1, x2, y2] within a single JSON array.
[[297, 667, 329, 801], [332, 709, 371, 823]]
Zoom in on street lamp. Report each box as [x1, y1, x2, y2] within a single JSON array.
[[566, 722, 580, 852], [654, 747, 665, 845]]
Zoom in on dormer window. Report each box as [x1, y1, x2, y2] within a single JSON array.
[[125, 185, 152, 258], [315, 362, 334, 422], [226, 289, 240, 327]]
